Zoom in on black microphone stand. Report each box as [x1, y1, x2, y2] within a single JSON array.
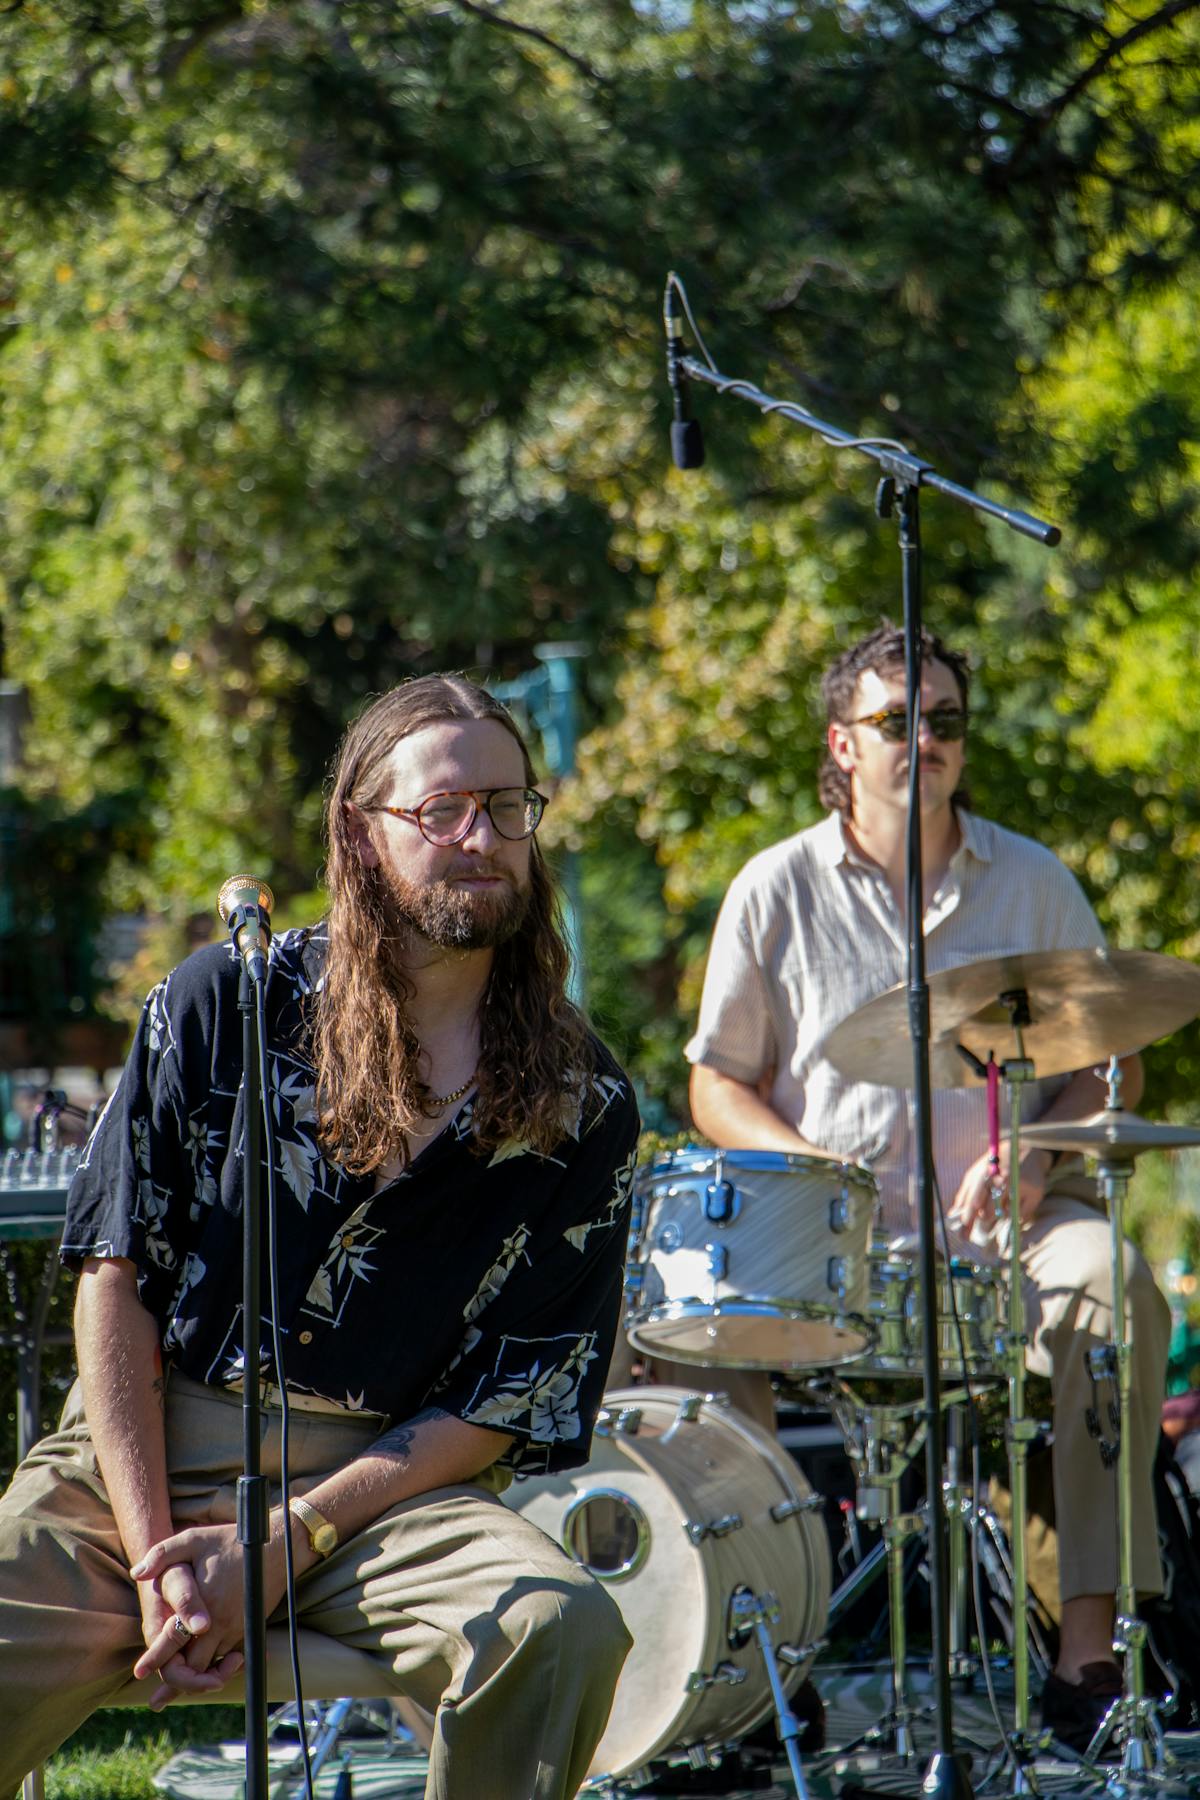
[[663, 274, 1060, 1800], [219, 881, 275, 1800]]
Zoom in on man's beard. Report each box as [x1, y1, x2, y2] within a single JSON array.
[[380, 863, 532, 951]]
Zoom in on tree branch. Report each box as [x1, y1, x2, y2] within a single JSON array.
[[154, 7, 246, 84], [448, 0, 609, 86], [1035, 0, 1200, 130]]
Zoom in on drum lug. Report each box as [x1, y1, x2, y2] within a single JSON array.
[[684, 1511, 743, 1545], [829, 1194, 851, 1233], [778, 1635, 828, 1666], [827, 1254, 848, 1297], [676, 1393, 704, 1423], [703, 1178, 740, 1223], [685, 1660, 749, 1694], [770, 1494, 824, 1522], [614, 1406, 643, 1435]]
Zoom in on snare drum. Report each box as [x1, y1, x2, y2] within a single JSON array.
[[625, 1149, 877, 1369], [505, 1386, 830, 1783], [844, 1249, 1006, 1384]]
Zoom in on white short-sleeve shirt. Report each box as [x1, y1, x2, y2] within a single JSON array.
[[685, 810, 1106, 1236]]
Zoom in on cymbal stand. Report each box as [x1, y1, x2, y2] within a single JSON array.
[[1081, 1058, 1193, 1793], [994, 998, 1045, 1790], [827, 1387, 930, 1762], [946, 1404, 977, 1684]]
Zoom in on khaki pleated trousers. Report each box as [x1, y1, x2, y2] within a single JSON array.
[[1013, 1188, 1170, 1602], [0, 1373, 631, 1800]]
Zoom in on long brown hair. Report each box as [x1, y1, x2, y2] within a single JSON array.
[[310, 674, 592, 1174]]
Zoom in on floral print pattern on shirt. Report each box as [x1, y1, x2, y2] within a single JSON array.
[[63, 925, 640, 1476]]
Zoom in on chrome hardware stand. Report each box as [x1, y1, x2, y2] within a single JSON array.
[[1080, 1060, 1198, 1795], [996, 1011, 1043, 1792], [729, 1589, 812, 1800], [946, 1404, 978, 1684], [826, 1390, 930, 1763], [818, 1390, 1004, 1776]]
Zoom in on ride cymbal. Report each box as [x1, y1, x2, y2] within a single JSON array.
[[824, 947, 1200, 1089]]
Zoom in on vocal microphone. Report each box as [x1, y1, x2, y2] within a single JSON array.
[[217, 874, 275, 986], [663, 274, 705, 470]]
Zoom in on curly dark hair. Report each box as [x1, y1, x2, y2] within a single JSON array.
[[817, 621, 971, 814], [309, 674, 592, 1175]]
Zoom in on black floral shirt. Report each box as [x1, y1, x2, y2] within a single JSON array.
[[62, 925, 641, 1477]]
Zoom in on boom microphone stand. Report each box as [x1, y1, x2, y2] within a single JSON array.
[[217, 875, 276, 1800], [662, 272, 1060, 1800]]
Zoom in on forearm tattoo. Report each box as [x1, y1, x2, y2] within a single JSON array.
[[366, 1406, 450, 1466]]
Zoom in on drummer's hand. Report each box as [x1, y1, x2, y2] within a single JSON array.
[[950, 1145, 1053, 1234]]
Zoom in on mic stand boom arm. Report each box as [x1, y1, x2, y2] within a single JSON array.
[[677, 356, 1060, 547], [672, 313, 1059, 1800]]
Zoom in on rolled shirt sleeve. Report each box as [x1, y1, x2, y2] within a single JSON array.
[[684, 875, 779, 1085], [61, 975, 194, 1318]]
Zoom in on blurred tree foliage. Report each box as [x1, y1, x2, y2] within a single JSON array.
[[2, 0, 1200, 1124]]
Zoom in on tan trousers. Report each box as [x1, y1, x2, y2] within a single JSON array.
[[0, 1373, 631, 1800], [1012, 1188, 1170, 1602], [614, 1188, 1170, 1605]]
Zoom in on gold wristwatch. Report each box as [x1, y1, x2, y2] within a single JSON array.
[[288, 1496, 338, 1559]]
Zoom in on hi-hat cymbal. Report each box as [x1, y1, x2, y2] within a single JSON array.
[[825, 946, 1200, 1090], [1017, 1110, 1200, 1157]]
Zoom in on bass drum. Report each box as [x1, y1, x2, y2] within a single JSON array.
[[504, 1386, 831, 1784]]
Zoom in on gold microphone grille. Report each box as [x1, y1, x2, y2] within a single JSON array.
[[216, 875, 276, 924]]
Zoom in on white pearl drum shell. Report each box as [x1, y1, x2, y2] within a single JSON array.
[[504, 1386, 831, 1780]]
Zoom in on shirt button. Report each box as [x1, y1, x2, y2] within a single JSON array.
[[298, 1330, 313, 1345], [341, 1233, 355, 1248]]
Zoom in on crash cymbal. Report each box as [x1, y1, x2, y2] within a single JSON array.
[[1018, 1110, 1200, 1157], [825, 947, 1200, 1090]]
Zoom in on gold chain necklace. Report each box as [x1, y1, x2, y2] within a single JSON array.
[[428, 1070, 477, 1109]]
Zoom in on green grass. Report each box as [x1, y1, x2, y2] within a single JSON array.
[[43, 1708, 246, 1800]]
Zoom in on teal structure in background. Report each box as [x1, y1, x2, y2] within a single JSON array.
[[489, 644, 586, 1007]]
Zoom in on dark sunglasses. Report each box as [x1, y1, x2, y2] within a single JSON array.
[[850, 706, 968, 743]]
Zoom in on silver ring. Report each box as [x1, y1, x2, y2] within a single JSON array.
[[172, 1615, 193, 1643]]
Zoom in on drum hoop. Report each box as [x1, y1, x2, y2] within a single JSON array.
[[627, 1297, 874, 1370], [630, 1293, 874, 1329], [636, 1147, 877, 1190]]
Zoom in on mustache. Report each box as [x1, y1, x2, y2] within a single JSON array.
[[441, 862, 518, 884]]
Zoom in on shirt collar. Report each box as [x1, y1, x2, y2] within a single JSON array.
[[815, 807, 989, 869], [813, 811, 855, 868], [952, 810, 990, 865]]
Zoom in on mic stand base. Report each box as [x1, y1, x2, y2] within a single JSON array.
[[923, 1751, 977, 1800]]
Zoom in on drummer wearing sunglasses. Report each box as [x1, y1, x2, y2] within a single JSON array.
[[683, 620, 1171, 1754]]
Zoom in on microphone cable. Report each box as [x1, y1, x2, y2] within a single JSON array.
[[663, 268, 915, 458]]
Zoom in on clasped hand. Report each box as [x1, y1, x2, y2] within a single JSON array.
[[131, 1521, 270, 1709], [950, 1142, 1053, 1236]]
